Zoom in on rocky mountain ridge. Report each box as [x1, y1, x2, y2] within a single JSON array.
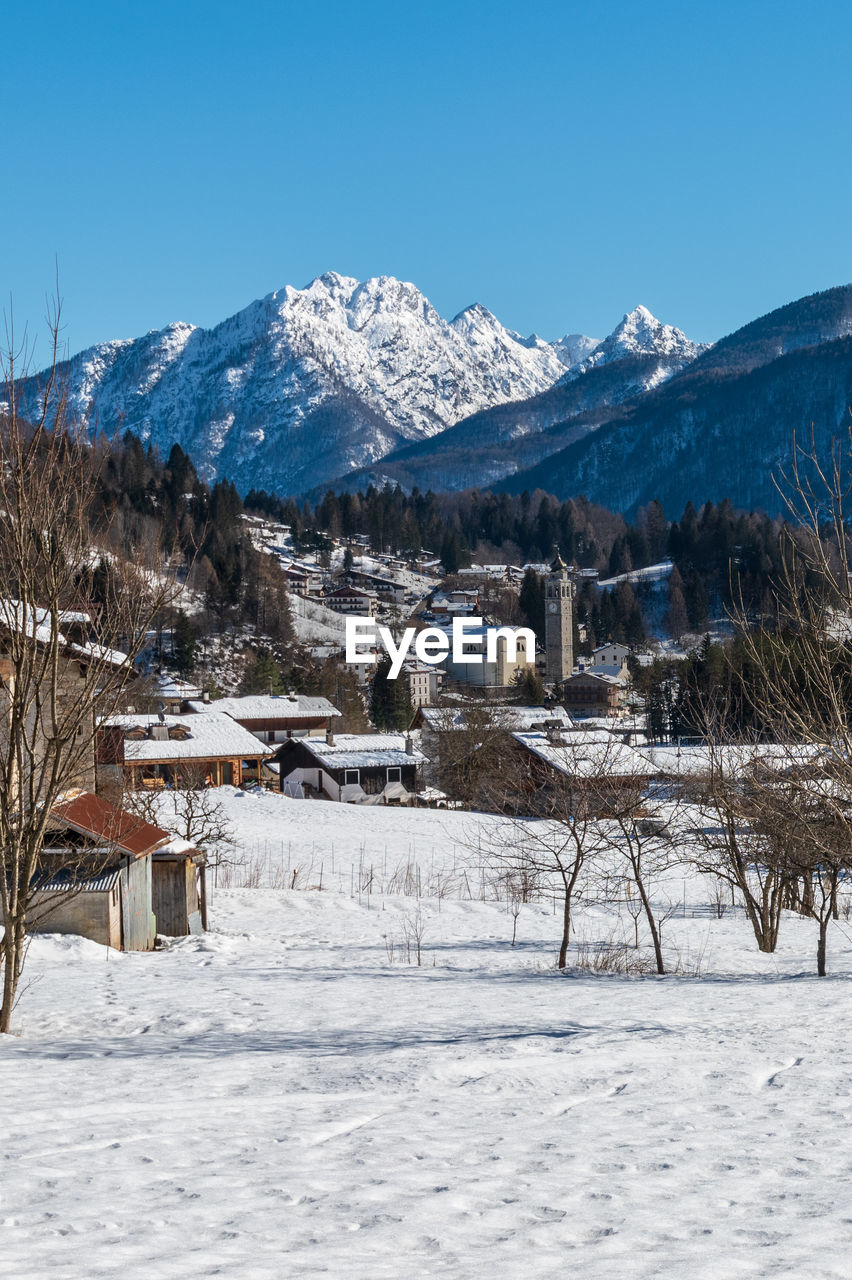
[[23, 273, 697, 495]]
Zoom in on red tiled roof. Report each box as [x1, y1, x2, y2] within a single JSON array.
[[49, 792, 171, 858]]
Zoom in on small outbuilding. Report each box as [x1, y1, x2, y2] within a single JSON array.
[[31, 791, 206, 949]]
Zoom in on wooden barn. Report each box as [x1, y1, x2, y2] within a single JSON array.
[[31, 791, 205, 949]]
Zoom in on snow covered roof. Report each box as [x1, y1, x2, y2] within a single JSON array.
[[287, 733, 427, 769], [102, 713, 271, 761], [417, 705, 571, 731], [0, 599, 131, 669], [69, 641, 131, 670], [327, 586, 375, 599], [588, 664, 628, 683], [48, 790, 172, 856], [641, 742, 827, 779], [512, 729, 656, 779], [567, 670, 623, 686], [189, 694, 341, 722], [157, 675, 203, 700]]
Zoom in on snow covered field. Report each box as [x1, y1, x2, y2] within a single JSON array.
[[3, 791, 852, 1278]]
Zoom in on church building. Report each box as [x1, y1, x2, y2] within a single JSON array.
[[545, 548, 574, 683]]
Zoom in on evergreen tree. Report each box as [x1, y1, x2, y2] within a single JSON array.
[[666, 566, 689, 641], [514, 666, 545, 705], [683, 567, 710, 629], [241, 649, 284, 694], [172, 610, 197, 674], [369, 656, 413, 730]]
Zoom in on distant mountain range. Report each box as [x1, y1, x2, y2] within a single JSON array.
[[499, 286, 852, 516], [22, 273, 699, 497], [332, 286, 852, 516], [22, 275, 852, 516]]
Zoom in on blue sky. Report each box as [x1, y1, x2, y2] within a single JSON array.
[[2, 0, 850, 359]]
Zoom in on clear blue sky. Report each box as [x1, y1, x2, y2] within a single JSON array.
[[2, 0, 850, 360]]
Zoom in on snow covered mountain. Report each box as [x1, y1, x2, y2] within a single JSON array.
[[24, 273, 703, 497], [325, 306, 705, 497], [550, 332, 601, 367], [563, 305, 705, 381], [502, 285, 852, 517], [33, 273, 582, 494]]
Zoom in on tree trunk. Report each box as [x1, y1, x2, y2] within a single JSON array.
[[817, 917, 828, 977], [801, 873, 814, 916], [634, 871, 665, 974], [557, 890, 571, 969], [0, 920, 23, 1034]]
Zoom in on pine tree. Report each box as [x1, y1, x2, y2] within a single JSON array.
[[241, 649, 284, 695], [515, 666, 545, 705], [172, 610, 197, 674], [369, 656, 413, 730], [666, 567, 689, 641]]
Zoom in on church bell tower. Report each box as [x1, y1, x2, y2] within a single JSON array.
[[545, 547, 574, 684]]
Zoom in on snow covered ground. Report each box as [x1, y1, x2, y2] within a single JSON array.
[[3, 790, 852, 1278], [288, 592, 348, 648]]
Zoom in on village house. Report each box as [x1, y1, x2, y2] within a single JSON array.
[[403, 662, 441, 709], [31, 790, 206, 950], [562, 670, 626, 717], [155, 675, 203, 713], [97, 712, 270, 790], [325, 585, 378, 616], [348, 570, 406, 605], [430, 591, 479, 617], [508, 727, 658, 815], [281, 561, 325, 596], [187, 693, 341, 745], [273, 731, 426, 803], [410, 704, 572, 787], [592, 641, 631, 670], [0, 602, 134, 795]]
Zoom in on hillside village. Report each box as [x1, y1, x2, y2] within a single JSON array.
[[3, 279, 852, 1280]]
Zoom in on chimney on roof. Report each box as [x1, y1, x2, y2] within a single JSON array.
[[326, 728, 334, 747], [405, 735, 414, 755], [202, 690, 210, 703]]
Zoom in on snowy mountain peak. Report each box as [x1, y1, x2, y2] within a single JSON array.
[[601, 305, 702, 362], [42, 273, 572, 495], [550, 332, 601, 368]]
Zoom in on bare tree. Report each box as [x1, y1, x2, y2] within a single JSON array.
[[484, 731, 644, 969], [689, 745, 789, 955], [0, 305, 182, 1031], [600, 787, 677, 974], [125, 763, 235, 875], [688, 429, 852, 973]]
